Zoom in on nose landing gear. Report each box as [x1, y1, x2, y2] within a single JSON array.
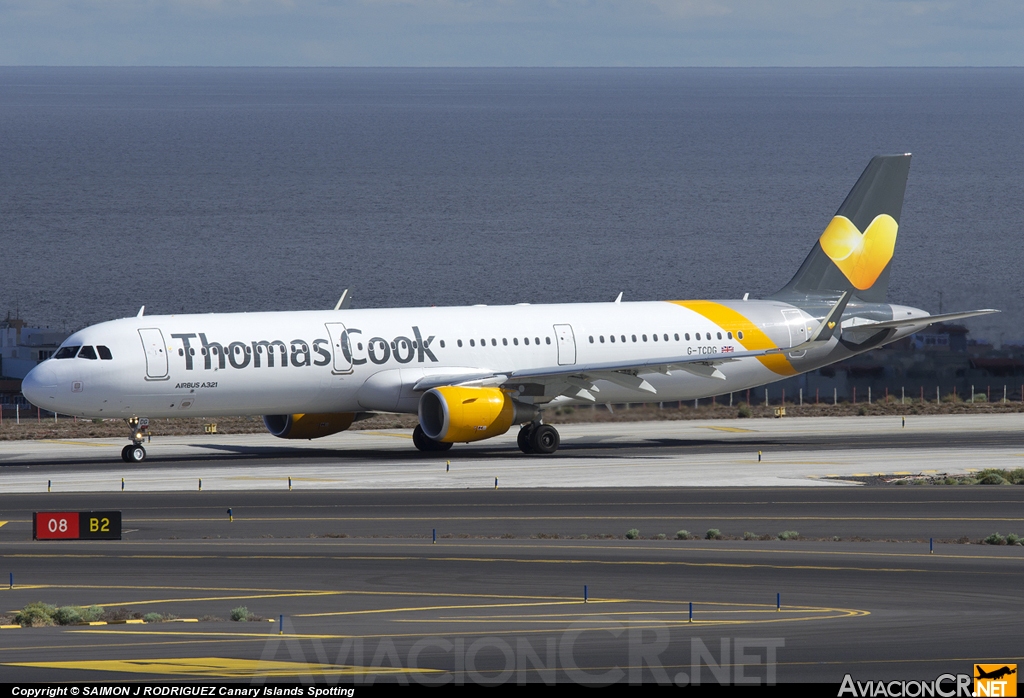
[[517, 422, 560, 455], [121, 417, 148, 463]]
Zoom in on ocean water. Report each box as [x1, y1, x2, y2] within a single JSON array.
[[1, 67, 1022, 342]]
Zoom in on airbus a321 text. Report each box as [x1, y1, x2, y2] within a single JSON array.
[[22, 154, 996, 462]]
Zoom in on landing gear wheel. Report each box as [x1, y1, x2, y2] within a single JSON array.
[[121, 445, 132, 462], [126, 445, 146, 463], [529, 424, 560, 455], [517, 424, 535, 454], [413, 424, 453, 452]]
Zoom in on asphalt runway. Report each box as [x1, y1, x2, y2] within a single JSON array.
[[2, 487, 1023, 684], [2, 414, 1024, 491]]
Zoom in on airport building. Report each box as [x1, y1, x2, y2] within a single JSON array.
[[0, 313, 68, 408]]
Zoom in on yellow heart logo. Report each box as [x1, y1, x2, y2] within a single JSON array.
[[827, 321, 836, 329], [818, 214, 898, 290]]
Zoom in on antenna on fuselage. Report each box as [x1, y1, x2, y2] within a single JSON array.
[[333, 289, 352, 311], [137, 306, 145, 317], [614, 292, 623, 304]]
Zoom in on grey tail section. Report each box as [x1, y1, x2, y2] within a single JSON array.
[[770, 154, 911, 304]]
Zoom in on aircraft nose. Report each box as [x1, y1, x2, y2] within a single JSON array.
[[21, 364, 58, 407]]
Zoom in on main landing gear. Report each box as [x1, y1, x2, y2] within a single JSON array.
[[517, 423, 560, 455], [121, 416, 148, 463], [413, 424, 453, 453]]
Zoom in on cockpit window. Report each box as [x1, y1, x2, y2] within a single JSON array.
[[78, 346, 98, 360], [54, 346, 81, 359], [97, 345, 113, 360]]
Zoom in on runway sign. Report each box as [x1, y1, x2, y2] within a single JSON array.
[[33, 512, 122, 540]]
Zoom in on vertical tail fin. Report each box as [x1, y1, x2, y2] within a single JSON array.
[[771, 154, 911, 303]]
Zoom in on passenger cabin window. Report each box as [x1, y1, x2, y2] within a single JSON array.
[[685, 333, 690, 340], [54, 346, 80, 359], [727, 332, 733, 340], [78, 346, 98, 360], [738, 331, 744, 340], [546, 337, 551, 345], [502, 338, 508, 346], [458, 340, 463, 347], [470, 339, 476, 347]]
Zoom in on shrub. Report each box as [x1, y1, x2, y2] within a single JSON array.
[[778, 530, 800, 541], [675, 530, 691, 540], [230, 606, 252, 622], [143, 613, 163, 623], [976, 469, 1024, 484], [743, 531, 757, 540], [54, 606, 83, 625], [1007, 533, 1021, 546], [737, 404, 752, 418], [15, 602, 56, 627], [984, 533, 1007, 545], [977, 473, 1009, 485], [705, 529, 722, 540], [625, 529, 640, 540], [857, 405, 869, 416], [655, 533, 666, 540]]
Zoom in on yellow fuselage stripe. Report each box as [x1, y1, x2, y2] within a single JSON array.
[[671, 300, 796, 376]]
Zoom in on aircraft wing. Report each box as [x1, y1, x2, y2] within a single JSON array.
[[413, 345, 788, 400]]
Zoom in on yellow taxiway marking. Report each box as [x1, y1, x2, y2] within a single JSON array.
[[0, 522, 7, 528], [3, 657, 428, 678], [84, 590, 343, 608], [698, 426, 756, 433], [296, 599, 618, 618]]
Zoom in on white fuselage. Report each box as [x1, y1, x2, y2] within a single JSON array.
[[21, 298, 923, 420]]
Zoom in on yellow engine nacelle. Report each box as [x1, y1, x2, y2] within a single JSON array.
[[418, 386, 537, 443], [263, 412, 356, 440]]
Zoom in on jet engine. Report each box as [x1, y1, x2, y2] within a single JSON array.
[[263, 412, 356, 440], [418, 386, 537, 443]]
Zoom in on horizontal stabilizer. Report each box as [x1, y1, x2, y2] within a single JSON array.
[[847, 309, 999, 332], [840, 309, 999, 345]]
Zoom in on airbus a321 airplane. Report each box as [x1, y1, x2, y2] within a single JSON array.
[[22, 154, 996, 462]]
